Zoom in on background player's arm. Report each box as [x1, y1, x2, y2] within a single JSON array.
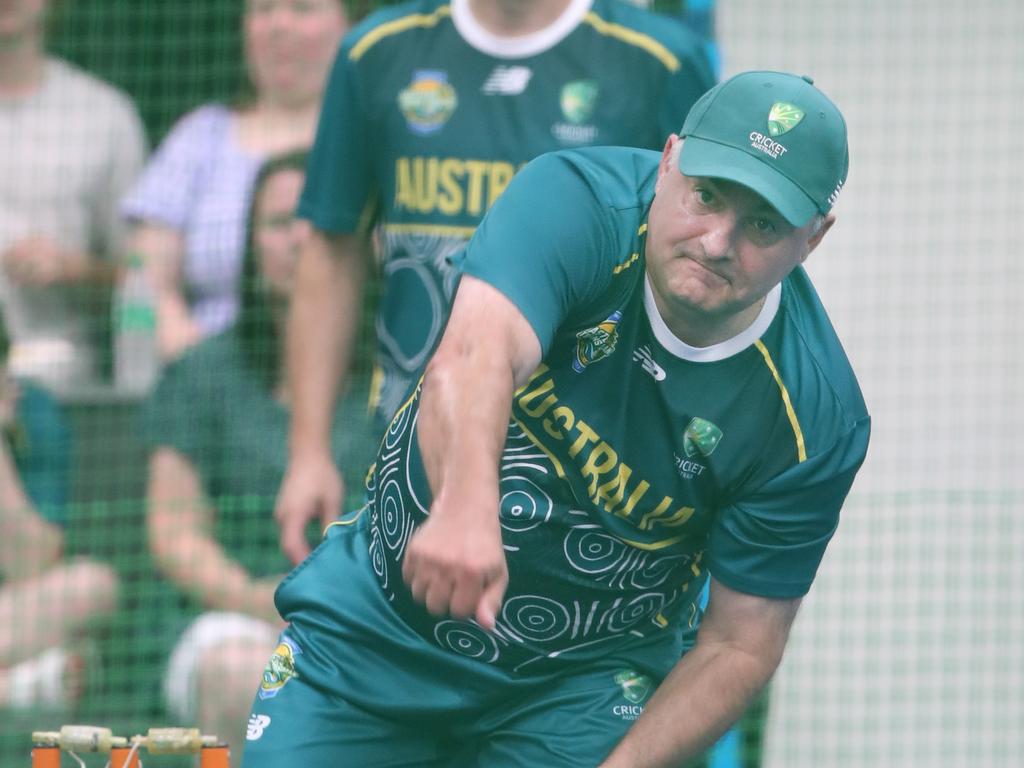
[[401, 275, 542, 630], [275, 227, 366, 564], [600, 578, 800, 768]]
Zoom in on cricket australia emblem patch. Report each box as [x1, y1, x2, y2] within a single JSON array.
[[612, 669, 653, 721], [258, 636, 301, 700], [573, 310, 622, 373]]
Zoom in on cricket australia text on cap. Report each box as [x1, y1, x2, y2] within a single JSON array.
[[677, 71, 849, 227]]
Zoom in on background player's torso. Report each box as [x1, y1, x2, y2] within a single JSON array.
[[345, 0, 711, 419]]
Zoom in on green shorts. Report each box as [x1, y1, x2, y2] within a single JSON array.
[[241, 515, 666, 768]]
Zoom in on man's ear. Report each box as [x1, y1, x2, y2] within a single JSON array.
[[655, 134, 681, 194], [802, 214, 836, 262]]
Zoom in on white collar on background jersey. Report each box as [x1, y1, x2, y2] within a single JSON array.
[[643, 276, 783, 363], [451, 0, 594, 59]]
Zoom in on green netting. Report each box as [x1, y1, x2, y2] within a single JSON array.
[[1, 1, 1021, 766]]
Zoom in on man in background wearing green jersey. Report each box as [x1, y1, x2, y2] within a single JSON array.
[[274, 0, 714, 565], [244, 70, 868, 768]]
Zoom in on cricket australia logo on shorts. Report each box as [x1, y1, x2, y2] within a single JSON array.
[[258, 636, 301, 700], [611, 669, 653, 721], [573, 310, 622, 373]]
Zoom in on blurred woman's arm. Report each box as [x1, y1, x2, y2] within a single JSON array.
[[147, 447, 282, 626], [127, 223, 202, 361]]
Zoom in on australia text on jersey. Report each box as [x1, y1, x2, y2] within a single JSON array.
[[394, 156, 528, 217], [514, 364, 696, 547]]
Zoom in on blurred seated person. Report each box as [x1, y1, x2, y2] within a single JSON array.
[[122, 0, 347, 363], [143, 151, 373, 753], [0, 312, 119, 709], [0, 0, 146, 391]]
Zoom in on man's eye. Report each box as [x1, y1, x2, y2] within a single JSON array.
[[694, 188, 715, 206], [752, 217, 776, 234]]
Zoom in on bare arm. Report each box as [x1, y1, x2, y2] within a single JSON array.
[[400, 275, 542, 629], [275, 228, 366, 564], [126, 222, 200, 361], [147, 448, 283, 626], [601, 578, 801, 768], [0, 438, 63, 580]]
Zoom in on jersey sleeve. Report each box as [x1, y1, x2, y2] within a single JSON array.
[[458, 153, 619, 355], [297, 38, 375, 234], [705, 416, 871, 599], [121, 105, 223, 229]]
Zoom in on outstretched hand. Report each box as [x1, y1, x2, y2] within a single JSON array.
[[401, 502, 508, 631]]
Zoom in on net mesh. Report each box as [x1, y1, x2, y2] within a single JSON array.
[[1, 0, 1021, 765]]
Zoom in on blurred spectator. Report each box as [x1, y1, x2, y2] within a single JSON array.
[[143, 151, 373, 754], [0, 312, 119, 710], [0, 0, 146, 392], [122, 0, 347, 365]]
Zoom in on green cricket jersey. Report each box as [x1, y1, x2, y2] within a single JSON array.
[[298, 0, 714, 422], [366, 148, 870, 675]]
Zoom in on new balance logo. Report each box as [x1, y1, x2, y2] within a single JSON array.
[[481, 66, 533, 95], [246, 714, 271, 741], [633, 346, 666, 381]]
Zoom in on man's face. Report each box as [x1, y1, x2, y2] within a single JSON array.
[[0, 0, 46, 45], [645, 136, 830, 333]]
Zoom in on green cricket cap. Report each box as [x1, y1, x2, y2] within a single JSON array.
[[678, 71, 849, 227]]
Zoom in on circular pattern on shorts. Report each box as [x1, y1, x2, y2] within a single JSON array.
[[500, 595, 571, 642], [499, 475, 553, 533], [563, 525, 628, 574], [433, 620, 500, 663]]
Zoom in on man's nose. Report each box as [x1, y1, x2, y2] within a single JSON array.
[[699, 212, 739, 260]]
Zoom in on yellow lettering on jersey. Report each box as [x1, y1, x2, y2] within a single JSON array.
[[513, 367, 697, 545], [581, 441, 618, 498], [519, 378, 557, 418], [568, 420, 600, 458], [394, 157, 523, 218], [594, 462, 632, 513], [437, 158, 465, 215], [464, 160, 488, 216], [543, 405, 575, 440], [395, 157, 417, 211]]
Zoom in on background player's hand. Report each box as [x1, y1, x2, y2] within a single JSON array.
[[274, 452, 345, 565], [402, 500, 508, 631]]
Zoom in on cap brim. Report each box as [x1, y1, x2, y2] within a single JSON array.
[[678, 137, 818, 227]]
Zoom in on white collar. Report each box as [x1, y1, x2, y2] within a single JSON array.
[[643, 275, 782, 363], [450, 0, 593, 59]]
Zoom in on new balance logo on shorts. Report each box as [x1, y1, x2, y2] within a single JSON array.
[[246, 714, 271, 741]]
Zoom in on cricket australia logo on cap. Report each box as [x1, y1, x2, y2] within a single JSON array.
[[749, 102, 804, 160], [767, 102, 805, 136]]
